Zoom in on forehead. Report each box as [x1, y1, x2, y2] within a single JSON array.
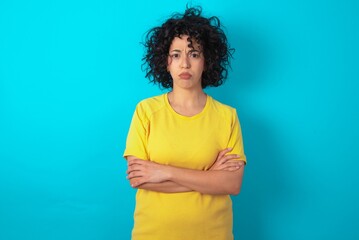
[[169, 35, 201, 51]]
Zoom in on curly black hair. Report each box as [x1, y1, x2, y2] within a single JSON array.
[[142, 6, 234, 89]]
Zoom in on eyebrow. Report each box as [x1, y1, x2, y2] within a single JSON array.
[[169, 49, 200, 53]]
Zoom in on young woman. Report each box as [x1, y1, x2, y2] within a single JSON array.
[[124, 6, 246, 240]]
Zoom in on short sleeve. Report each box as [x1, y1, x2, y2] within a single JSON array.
[[123, 103, 149, 160], [227, 109, 247, 164]]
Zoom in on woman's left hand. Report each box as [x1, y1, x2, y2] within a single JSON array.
[[209, 148, 244, 171], [127, 158, 170, 187]]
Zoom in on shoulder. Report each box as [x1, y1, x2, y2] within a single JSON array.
[[135, 94, 167, 119], [209, 96, 238, 117], [209, 96, 242, 128]]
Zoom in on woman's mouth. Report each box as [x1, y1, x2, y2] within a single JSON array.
[[179, 73, 192, 79]]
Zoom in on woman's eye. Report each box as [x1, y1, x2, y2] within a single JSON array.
[[170, 53, 180, 59], [189, 52, 200, 58]]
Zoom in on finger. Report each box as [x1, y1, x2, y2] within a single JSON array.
[[223, 165, 243, 171], [224, 161, 244, 169], [222, 161, 242, 168], [126, 166, 133, 174], [128, 166, 147, 178], [218, 162, 242, 171], [130, 178, 138, 188], [222, 160, 244, 168], [128, 159, 145, 166], [211, 161, 236, 170], [211, 155, 233, 169], [128, 160, 140, 166], [220, 154, 241, 163], [216, 155, 239, 166], [130, 177, 143, 188], [127, 164, 144, 174], [217, 148, 232, 160]]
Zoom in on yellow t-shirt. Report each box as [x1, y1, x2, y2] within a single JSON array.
[[124, 93, 246, 240]]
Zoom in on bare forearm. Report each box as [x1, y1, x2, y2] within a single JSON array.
[[167, 166, 244, 195], [135, 180, 192, 193], [126, 153, 244, 195]]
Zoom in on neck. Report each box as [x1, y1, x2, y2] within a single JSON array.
[[167, 89, 207, 117], [169, 88, 206, 106]]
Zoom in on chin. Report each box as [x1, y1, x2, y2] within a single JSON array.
[[174, 81, 201, 90]]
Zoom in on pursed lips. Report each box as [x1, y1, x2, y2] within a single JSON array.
[[179, 72, 192, 79]]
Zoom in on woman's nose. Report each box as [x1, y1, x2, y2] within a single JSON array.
[[180, 55, 190, 69]]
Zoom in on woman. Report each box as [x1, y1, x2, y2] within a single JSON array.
[[124, 6, 246, 240]]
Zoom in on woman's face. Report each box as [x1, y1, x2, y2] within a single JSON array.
[[167, 35, 205, 91]]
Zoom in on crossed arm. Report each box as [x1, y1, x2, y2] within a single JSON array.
[[126, 148, 245, 195]]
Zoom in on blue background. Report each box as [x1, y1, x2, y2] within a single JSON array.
[[1, 0, 358, 239]]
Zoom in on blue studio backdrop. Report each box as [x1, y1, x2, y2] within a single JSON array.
[[0, 0, 358, 239]]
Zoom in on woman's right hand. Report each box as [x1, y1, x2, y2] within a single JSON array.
[[209, 148, 244, 171], [127, 158, 171, 187]]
